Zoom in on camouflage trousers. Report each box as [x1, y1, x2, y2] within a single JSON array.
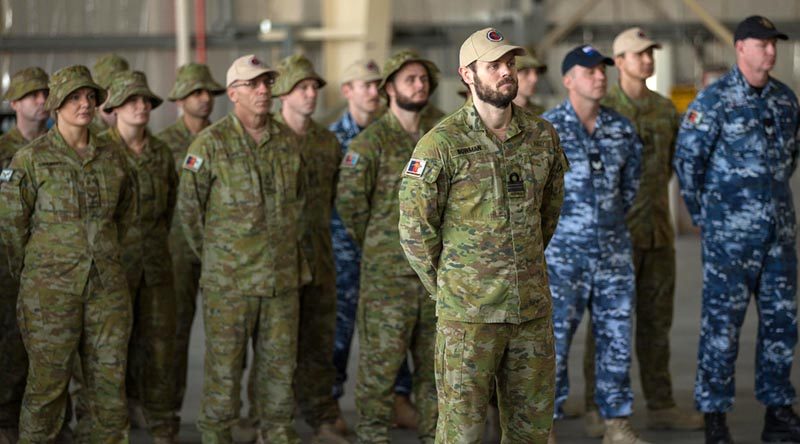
[[17, 265, 132, 443], [548, 247, 634, 419], [296, 275, 340, 429], [583, 246, 677, 411], [169, 232, 202, 415], [198, 289, 300, 444], [695, 239, 798, 412], [0, 271, 24, 429], [355, 275, 437, 444], [126, 273, 179, 437]]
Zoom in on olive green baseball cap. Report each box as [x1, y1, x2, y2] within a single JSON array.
[[379, 49, 440, 94], [103, 70, 163, 112], [272, 54, 326, 97], [516, 54, 547, 73], [167, 63, 225, 101], [92, 53, 130, 89], [4, 67, 49, 102], [44, 65, 107, 112]]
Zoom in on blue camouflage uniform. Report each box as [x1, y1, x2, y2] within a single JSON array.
[[674, 64, 798, 413], [328, 111, 412, 398], [543, 100, 642, 419]]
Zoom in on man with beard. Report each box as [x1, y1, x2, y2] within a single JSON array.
[[398, 28, 568, 443], [512, 53, 548, 115], [272, 54, 348, 444], [0, 66, 49, 443], [336, 49, 443, 444], [675, 16, 800, 443], [542, 45, 645, 444], [157, 63, 226, 433]]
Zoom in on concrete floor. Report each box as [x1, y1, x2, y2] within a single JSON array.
[[135, 235, 800, 443]]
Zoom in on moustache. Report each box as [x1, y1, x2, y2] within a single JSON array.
[[498, 78, 516, 87]]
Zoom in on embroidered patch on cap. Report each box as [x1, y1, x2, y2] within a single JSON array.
[[582, 45, 599, 55], [183, 154, 204, 173], [404, 158, 427, 177], [760, 17, 775, 29], [366, 61, 379, 72], [0, 169, 13, 182], [487, 30, 504, 42], [342, 152, 360, 168], [686, 110, 703, 125], [250, 57, 262, 66]]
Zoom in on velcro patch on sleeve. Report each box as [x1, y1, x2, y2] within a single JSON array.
[[183, 154, 204, 173], [404, 158, 427, 178], [686, 110, 703, 126], [0, 169, 14, 183], [341, 152, 360, 168]]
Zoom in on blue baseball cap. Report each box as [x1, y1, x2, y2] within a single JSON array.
[[561, 45, 614, 75]]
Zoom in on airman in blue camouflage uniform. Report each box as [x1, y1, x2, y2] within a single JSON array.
[[543, 45, 647, 444], [674, 16, 800, 444]]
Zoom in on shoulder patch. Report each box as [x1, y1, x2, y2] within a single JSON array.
[[183, 154, 204, 173], [341, 152, 360, 168], [404, 158, 427, 178], [0, 169, 13, 182], [686, 110, 703, 125]]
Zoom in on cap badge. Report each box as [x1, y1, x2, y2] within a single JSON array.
[[581, 45, 598, 55], [760, 17, 775, 29], [366, 61, 379, 72], [637, 30, 647, 39], [486, 30, 504, 42], [250, 57, 262, 66]]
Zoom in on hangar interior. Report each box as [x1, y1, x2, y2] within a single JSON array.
[[1, 1, 799, 443]]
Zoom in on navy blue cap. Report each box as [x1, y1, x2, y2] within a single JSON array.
[[734, 16, 788, 43], [561, 45, 614, 75]]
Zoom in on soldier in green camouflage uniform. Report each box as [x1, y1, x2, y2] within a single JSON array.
[[512, 54, 548, 115], [581, 27, 703, 436], [273, 54, 347, 444], [398, 28, 567, 443], [336, 49, 444, 444], [0, 67, 49, 443], [0, 65, 136, 443], [176, 54, 307, 444], [90, 54, 130, 134], [157, 63, 225, 423], [101, 71, 180, 442]]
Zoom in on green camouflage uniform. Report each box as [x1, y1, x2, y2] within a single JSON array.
[[176, 112, 307, 444], [103, 125, 179, 437], [273, 54, 343, 430], [398, 103, 568, 443], [516, 54, 548, 117], [583, 84, 681, 411], [159, 63, 225, 417], [336, 50, 444, 444], [524, 102, 546, 116]]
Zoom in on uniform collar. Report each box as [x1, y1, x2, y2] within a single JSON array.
[[50, 125, 101, 164], [561, 98, 612, 137], [606, 83, 657, 116], [104, 125, 157, 163], [228, 111, 280, 147], [730, 63, 777, 97], [463, 102, 528, 140]]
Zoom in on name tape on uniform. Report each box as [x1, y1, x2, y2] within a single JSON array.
[[405, 158, 427, 178], [0, 169, 13, 182], [183, 154, 204, 172], [342, 152, 360, 168]]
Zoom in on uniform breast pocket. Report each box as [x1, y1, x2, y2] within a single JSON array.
[[36, 167, 80, 220], [450, 153, 504, 220], [218, 157, 259, 206]]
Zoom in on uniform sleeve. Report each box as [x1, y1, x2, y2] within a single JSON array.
[[335, 137, 377, 247], [296, 151, 312, 286], [540, 128, 567, 249], [165, 149, 180, 228], [0, 154, 36, 280], [176, 136, 214, 260], [622, 131, 643, 214], [397, 141, 447, 296], [674, 96, 720, 226], [114, 160, 138, 243]]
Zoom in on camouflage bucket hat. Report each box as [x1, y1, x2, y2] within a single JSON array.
[[45, 65, 107, 112], [93, 53, 130, 89], [168, 63, 225, 101], [103, 70, 163, 112], [516, 54, 547, 73], [271, 54, 327, 97], [4, 67, 49, 101], [379, 49, 440, 95]]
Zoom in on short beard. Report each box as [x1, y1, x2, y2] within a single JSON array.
[[474, 74, 517, 109], [393, 91, 428, 112]]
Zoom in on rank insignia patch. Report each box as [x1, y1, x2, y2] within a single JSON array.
[[0, 169, 12, 182], [183, 155, 204, 172]]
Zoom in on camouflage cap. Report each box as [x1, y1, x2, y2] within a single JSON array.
[[92, 53, 130, 89], [516, 54, 547, 73], [45, 65, 107, 112], [4, 67, 49, 101], [272, 54, 326, 97], [379, 49, 440, 94], [341, 58, 382, 85], [167, 63, 225, 101], [103, 70, 163, 112]]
